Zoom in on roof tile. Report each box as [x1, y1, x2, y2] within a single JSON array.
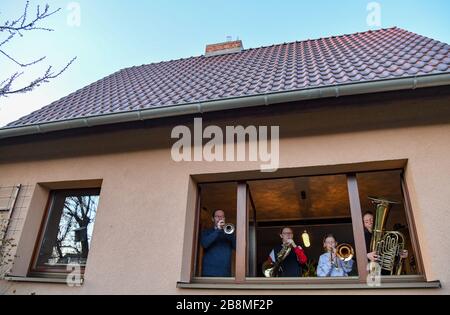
[[5, 27, 450, 128]]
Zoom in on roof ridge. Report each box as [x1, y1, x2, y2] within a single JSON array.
[[242, 27, 400, 51], [125, 27, 402, 68], [394, 26, 450, 47]]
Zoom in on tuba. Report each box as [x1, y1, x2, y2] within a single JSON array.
[[369, 197, 406, 275], [262, 243, 292, 277]]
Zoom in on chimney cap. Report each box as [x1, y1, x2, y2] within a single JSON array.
[[205, 40, 244, 57]]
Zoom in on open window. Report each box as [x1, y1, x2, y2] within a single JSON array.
[[357, 170, 421, 275], [189, 168, 425, 287], [247, 174, 359, 278], [195, 182, 237, 278]]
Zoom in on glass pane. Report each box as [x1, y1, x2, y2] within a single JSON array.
[[357, 170, 418, 275], [248, 175, 358, 278], [196, 182, 236, 277], [35, 189, 100, 271]]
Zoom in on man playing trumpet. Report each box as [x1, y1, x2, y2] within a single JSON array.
[[200, 209, 236, 277]]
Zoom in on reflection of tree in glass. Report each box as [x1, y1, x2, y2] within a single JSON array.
[[52, 195, 98, 265]]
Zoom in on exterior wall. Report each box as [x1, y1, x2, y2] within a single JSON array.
[[0, 90, 449, 294]]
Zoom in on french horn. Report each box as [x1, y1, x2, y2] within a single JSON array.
[[262, 243, 292, 277]]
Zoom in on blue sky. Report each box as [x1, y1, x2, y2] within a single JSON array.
[[0, 0, 449, 127]]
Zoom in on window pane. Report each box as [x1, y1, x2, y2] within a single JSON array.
[[357, 170, 418, 275], [35, 189, 100, 271], [196, 182, 236, 278], [248, 175, 358, 278]]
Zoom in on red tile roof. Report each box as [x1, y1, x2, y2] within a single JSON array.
[[5, 27, 450, 128]]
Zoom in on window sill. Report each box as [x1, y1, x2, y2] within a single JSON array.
[[4, 275, 83, 285], [177, 277, 441, 290]]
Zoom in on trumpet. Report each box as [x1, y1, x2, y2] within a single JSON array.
[[223, 223, 235, 235], [330, 243, 354, 268], [336, 243, 354, 261]]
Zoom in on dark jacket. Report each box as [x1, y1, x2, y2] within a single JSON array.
[[364, 228, 372, 251], [270, 244, 307, 277], [200, 228, 236, 277]]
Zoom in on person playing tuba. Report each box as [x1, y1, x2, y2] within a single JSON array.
[[363, 198, 409, 275], [263, 227, 307, 277]]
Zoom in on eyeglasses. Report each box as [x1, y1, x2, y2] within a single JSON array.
[[282, 232, 293, 235]]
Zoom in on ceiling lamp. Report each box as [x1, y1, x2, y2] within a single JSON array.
[[302, 230, 311, 248]]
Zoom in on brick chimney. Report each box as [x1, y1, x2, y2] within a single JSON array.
[[205, 40, 244, 57]]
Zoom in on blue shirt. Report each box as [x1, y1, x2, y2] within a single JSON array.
[[200, 228, 236, 277], [317, 252, 354, 277]]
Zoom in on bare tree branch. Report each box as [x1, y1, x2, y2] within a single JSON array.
[[0, 33, 15, 48], [0, 49, 46, 67], [0, 57, 76, 96], [0, 1, 60, 33], [0, 1, 75, 98]]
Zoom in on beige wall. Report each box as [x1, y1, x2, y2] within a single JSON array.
[[0, 90, 449, 294]]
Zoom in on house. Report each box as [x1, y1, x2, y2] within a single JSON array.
[[0, 27, 449, 294]]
